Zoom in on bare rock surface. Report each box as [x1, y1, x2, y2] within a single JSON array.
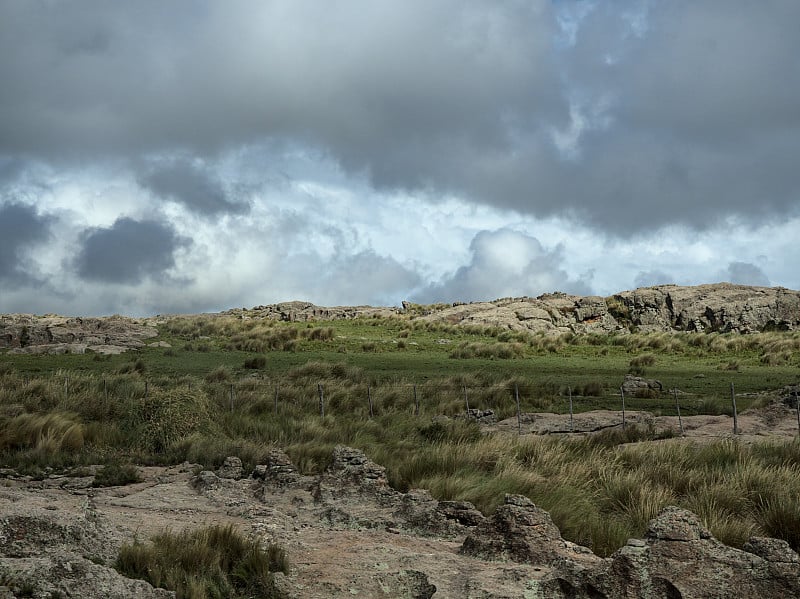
[[414, 283, 800, 334], [2, 443, 800, 598], [0, 314, 157, 354]]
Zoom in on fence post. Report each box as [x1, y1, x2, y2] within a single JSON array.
[[568, 386, 574, 433], [229, 384, 234, 412], [515, 383, 521, 435], [368, 385, 374, 418], [620, 386, 626, 430], [318, 383, 325, 417], [795, 392, 800, 436], [414, 385, 419, 416], [64, 377, 68, 400], [673, 388, 684, 436], [463, 385, 470, 416], [730, 382, 738, 434]]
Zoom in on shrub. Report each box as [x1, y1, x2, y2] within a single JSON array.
[[115, 524, 288, 599], [243, 356, 267, 370], [205, 366, 231, 383], [573, 381, 604, 397], [124, 387, 213, 454], [93, 462, 141, 487], [116, 358, 146, 375]]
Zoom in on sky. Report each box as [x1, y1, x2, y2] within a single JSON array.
[[1, 0, 798, 316]]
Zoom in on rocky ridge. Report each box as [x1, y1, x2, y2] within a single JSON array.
[[2, 445, 799, 598], [0, 314, 157, 355], [2, 284, 799, 355], [221, 283, 800, 335], [413, 283, 800, 335]]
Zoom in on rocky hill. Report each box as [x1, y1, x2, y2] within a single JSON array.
[[2, 284, 799, 355], [227, 283, 800, 334], [411, 283, 800, 335]]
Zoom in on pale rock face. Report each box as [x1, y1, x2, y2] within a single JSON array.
[[418, 283, 800, 335]]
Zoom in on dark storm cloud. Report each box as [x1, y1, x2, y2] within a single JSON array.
[[722, 262, 771, 288], [74, 218, 188, 284], [634, 270, 675, 289], [139, 160, 248, 216], [0, 1, 798, 235], [0, 203, 53, 283], [416, 229, 591, 303]]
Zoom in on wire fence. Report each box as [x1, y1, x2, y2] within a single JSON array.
[[6, 372, 799, 437]]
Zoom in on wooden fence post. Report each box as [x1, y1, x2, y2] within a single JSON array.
[[463, 385, 470, 416], [620, 386, 626, 430], [229, 384, 234, 412], [368, 385, 374, 418], [730, 382, 738, 435], [795, 392, 800, 436], [515, 383, 521, 435], [568, 386, 574, 433], [673, 388, 684, 435], [318, 383, 325, 417]]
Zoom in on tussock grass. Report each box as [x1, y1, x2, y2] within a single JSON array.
[[4, 322, 800, 558], [116, 524, 287, 599]]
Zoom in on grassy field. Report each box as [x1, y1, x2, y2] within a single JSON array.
[[2, 314, 800, 559]]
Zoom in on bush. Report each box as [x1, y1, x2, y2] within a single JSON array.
[[93, 462, 141, 487], [205, 366, 231, 383], [573, 381, 604, 397], [124, 387, 213, 454], [244, 356, 267, 370], [115, 524, 288, 599]]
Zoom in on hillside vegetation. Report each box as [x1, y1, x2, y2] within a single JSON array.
[[2, 311, 800, 557]]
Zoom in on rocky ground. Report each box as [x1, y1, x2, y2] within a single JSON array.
[[3, 404, 800, 598]]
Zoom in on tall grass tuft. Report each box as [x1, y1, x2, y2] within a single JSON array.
[[115, 524, 288, 599]]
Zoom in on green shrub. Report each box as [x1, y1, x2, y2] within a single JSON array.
[[124, 386, 213, 454], [205, 366, 231, 383], [243, 356, 267, 370], [93, 462, 141, 487]]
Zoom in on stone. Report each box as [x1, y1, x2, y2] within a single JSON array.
[[622, 374, 664, 395], [460, 493, 596, 567], [217, 456, 243, 480], [312, 446, 399, 505], [191, 470, 220, 491]]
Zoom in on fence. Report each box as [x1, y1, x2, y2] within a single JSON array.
[[7, 372, 798, 437]]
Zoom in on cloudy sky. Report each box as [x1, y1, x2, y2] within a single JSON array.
[[1, 1, 798, 316]]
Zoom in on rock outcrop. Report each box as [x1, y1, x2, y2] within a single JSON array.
[[416, 283, 800, 335], [3, 447, 800, 598], [0, 314, 157, 354], [459, 496, 800, 598], [225, 301, 402, 322]]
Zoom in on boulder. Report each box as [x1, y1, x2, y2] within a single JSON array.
[[460, 494, 599, 567], [217, 456, 243, 480], [621, 374, 664, 395], [586, 507, 800, 598], [312, 445, 399, 505]]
